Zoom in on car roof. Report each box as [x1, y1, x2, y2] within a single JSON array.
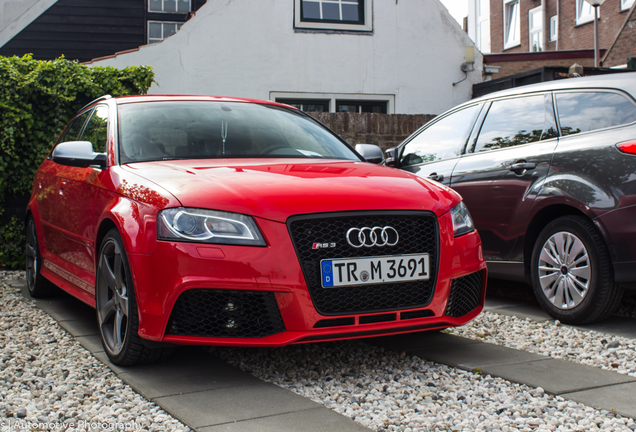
[[88, 94, 297, 110], [470, 71, 636, 105]]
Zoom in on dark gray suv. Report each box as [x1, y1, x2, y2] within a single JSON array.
[[386, 73, 636, 324]]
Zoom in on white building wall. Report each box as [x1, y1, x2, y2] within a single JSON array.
[[0, 0, 58, 48], [89, 0, 482, 115]]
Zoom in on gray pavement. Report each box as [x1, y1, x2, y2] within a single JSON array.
[[9, 278, 636, 429]]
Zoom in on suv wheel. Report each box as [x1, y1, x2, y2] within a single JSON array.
[[530, 215, 622, 324]]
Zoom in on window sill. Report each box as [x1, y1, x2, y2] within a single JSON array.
[[503, 42, 521, 51]]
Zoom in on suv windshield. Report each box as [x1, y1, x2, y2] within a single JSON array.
[[117, 101, 360, 164]]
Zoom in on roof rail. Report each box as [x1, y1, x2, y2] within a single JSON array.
[[79, 95, 112, 112]]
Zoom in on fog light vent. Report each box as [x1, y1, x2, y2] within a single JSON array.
[[444, 271, 484, 318], [167, 289, 285, 338]]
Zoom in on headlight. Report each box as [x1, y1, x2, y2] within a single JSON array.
[[158, 208, 266, 246], [450, 201, 475, 237]]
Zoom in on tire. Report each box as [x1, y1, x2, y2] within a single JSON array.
[[96, 229, 169, 365], [530, 215, 622, 324], [25, 217, 54, 298]]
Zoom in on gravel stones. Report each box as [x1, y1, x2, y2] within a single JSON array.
[[0, 271, 190, 431], [448, 312, 636, 377], [215, 341, 635, 432]]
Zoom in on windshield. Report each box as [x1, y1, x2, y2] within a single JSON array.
[[117, 101, 360, 164]]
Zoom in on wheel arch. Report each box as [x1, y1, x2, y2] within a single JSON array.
[[95, 217, 119, 260]]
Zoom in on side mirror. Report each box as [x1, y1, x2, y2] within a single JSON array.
[[384, 147, 398, 167], [52, 141, 107, 168], [355, 144, 384, 164]]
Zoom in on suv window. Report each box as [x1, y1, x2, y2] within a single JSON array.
[[555, 91, 636, 136], [474, 94, 557, 153], [81, 105, 109, 153], [400, 104, 481, 166]]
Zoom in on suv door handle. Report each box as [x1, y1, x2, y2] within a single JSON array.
[[509, 162, 536, 172], [427, 172, 444, 182]]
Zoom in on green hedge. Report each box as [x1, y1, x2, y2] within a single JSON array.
[[0, 54, 154, 269]]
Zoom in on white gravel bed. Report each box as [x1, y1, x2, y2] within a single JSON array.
[[216, 342, 636, 432], [448, 312, 636, 378], [0, 271, 190, 432]]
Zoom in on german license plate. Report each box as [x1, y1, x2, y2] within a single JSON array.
[[320, 254, 429, 288]]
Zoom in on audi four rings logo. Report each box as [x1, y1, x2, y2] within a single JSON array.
[[346, 226, 399, 248]]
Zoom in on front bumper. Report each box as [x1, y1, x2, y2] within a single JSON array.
[[128, 212, 487, 346]]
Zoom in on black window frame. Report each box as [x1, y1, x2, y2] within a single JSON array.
[[300, 0, 365, 25]]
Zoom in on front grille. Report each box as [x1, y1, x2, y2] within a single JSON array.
[[166, 289, 285, 338], [288, 211, 439, 315], [445, 271, 484, 318]]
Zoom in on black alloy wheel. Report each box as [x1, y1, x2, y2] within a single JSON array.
[[530, 215, 622, 324], [25, 217, 53, 298], [96, 229, 168, 365]]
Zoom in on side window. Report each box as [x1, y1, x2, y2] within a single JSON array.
[[473, 94, 557, 153], [555, 92, 636, 136], [56, 109, 93, 145], [400, 104, 481, 167], [80, 105, 109, 153]]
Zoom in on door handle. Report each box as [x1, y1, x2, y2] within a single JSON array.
[[59, 181, 67, 195], [427, 172, 444, 182], [509, 162, 536, 172]]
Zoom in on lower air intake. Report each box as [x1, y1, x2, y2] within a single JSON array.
[[444, 271, 484, 318], [167, 289, 285, 338]]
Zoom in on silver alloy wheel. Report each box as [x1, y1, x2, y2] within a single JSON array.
[[25, 220, 38, 291], [538, 231, 591, 310], [97, 238, 130, 356]]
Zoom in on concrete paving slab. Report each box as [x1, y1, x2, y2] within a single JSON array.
[[369, 331, 480, 352], [563, 381, 636, 419], [56, 316, 100, 337], [410, 341, 546, 370], [198, 406, 370, 432], [75, 335, 105, 353], [117, 348, 263, 399], [482, 358, 636, 394], [485, 295, 636, 339], [154, 383, 320, 429]]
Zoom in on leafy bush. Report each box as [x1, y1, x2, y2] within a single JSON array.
[[0, 54, 154, 268], [0, 216, 25, 269]]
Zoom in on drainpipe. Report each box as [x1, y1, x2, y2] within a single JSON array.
[[556, 0, 559, 51], [542, 0, 546, 50]]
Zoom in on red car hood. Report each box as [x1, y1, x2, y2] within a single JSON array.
[[122, 159, 460, 222]]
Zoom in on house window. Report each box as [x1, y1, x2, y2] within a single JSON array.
[[503, 0, 520, 49], [301, 0, 363, 23], [149, 0, 190, 13], [622, 0, 635, 11], [294, 0, 373, 32], [576, 0, 596, 25], [337, 100, 386, 114], [148, 21, 183, 44], [528, 6, 544, 51], [272, 92, 394, 113], [277, 99, 329, 112], [549, 15, 558, 41]]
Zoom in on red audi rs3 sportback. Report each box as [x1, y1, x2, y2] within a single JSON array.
[[26, 95, 486, 365]]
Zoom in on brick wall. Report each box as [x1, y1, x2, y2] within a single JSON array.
[[603, 5, 636, 66], [308, 113, 435, 152], [490, 0, 628, 54]]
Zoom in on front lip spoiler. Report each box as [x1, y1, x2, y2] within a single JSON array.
[[294, 322, 450, 343]]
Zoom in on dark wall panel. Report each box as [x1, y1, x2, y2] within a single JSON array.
[[0, 0, 207, 63]]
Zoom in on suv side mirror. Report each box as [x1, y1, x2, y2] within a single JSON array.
[[384, 147, 397, 167], [355, 144, 384, 164], [52, 141, 107, 168]]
